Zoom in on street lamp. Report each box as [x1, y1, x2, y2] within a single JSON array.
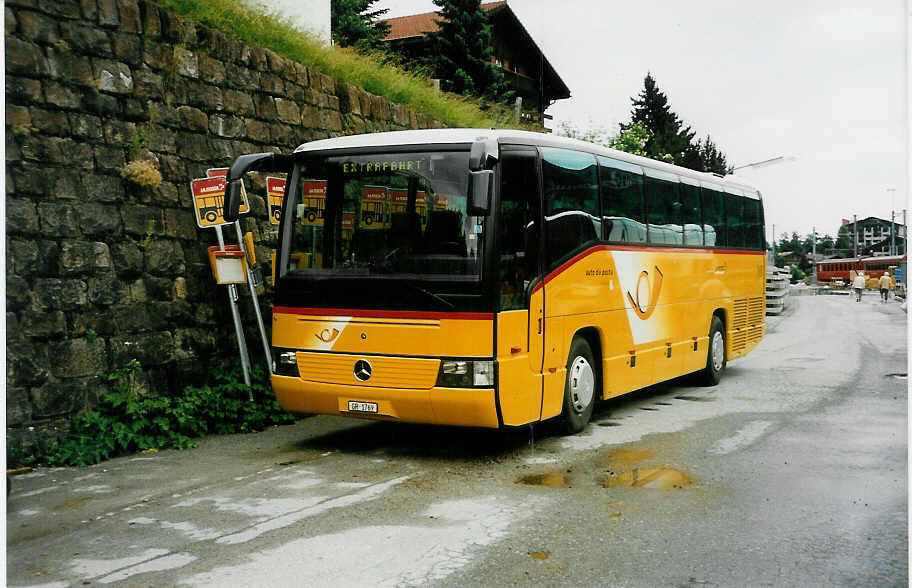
[[730, 156, 796, 172]]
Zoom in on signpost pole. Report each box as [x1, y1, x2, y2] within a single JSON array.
[[215, 224, 253, 396], [812, 226, 817, 283], [234, 221, 272, 376]]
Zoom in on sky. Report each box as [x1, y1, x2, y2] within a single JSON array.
[[375, 0, 909, 242]]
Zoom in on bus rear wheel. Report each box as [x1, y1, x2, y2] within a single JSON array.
[[698, 315, 726, 386], [558, 337, 598, 434]]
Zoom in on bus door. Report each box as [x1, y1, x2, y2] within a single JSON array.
[[495, 149, 545, 426]]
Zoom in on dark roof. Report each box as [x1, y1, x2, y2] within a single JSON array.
[[842, 216, 892, 226], [384, 2, 507, 41], [381, 1, 570, 102]]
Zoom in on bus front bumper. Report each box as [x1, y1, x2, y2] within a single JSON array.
[[271, 375, 499, 428]]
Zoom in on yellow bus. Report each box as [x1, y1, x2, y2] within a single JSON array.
[[224, 129, 766, 434]]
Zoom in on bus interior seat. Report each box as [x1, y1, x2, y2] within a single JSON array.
[[351, 229, 387, 262], [389, 212, 423, 250], [424, 210, 465, 256], [704, 225, 717, 246]]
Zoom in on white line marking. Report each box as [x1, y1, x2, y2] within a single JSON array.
[[710, 420, 773, 455], [216, 475, 413, 545]]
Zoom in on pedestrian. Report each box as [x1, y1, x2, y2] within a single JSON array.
[[879, 272, 892, 302], [853, 271, 866, 302]]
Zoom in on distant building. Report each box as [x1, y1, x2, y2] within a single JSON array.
[[840, 216, 906, 256], [381, 1, 571, 127]]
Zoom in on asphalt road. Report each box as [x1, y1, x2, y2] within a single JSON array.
[[6, 293, 908, 587]]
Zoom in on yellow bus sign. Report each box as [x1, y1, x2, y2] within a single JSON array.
[[299, 180, 326, 226], [190, 168, 250, 229], [389, 189, 428, 228], [360, 186, 389, 229], [267, 176, 286, 225], [206, 168, 249, 216]]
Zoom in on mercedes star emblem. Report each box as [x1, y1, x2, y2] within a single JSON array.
[[353, 359, 372, 381]]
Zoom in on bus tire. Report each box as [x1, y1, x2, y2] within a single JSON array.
[[559, 337, 598, 434], [698, 315, 726, 386]]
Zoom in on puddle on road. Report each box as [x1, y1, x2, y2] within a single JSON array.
[[601, 447, 694, 490], [674, 395, 714, 402], [517, 446, 693, 491], [516, 473, 569, 488], [602, 468, 693, 489]]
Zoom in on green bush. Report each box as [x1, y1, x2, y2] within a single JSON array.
[[7, 361, 295, 468]]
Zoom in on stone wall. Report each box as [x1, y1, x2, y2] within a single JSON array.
[[5, 0, 441, 444]]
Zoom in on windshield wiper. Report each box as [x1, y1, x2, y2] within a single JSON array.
[[401, 283, 455, 310]]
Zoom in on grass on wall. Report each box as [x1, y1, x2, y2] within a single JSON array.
[[155, 0, 521, 130]]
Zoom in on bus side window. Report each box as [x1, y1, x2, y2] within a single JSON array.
[[498, 152, 540, 310], [680, 181, 703, 247], [644, 172, 683, 245], [541, 148, 599, 269], [725, 192, 745, 248], [597, 156, 645, 244], [701, 187, 726, 247], [743, 197, 762, 249]]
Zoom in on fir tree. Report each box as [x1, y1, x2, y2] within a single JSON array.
[[621, 73, 695, 166], [331, 0, 390, 50], [424, 0, 510, 102], [620, 73, 732, 174], [695, 136, 731, 174]]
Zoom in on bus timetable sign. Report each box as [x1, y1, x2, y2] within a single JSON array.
[[190, 168, 250, 228], [266, 177, 286, 225]]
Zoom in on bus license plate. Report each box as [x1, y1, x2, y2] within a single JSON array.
[[348, 401, 378, 413]]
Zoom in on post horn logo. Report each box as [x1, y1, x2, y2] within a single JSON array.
[[315, 327, 341, 343], [626, 266, 664, 320]]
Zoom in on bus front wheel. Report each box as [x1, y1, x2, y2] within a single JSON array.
[[698, 315, 726, 386], [558, 337, 598, 434]]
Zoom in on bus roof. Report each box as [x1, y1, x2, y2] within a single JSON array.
[[293, 128, 762, 199]]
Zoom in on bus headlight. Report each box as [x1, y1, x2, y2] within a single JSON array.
[[272, 347, 299, 377], [437, 360, 493, 388]]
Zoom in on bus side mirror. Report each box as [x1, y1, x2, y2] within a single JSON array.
[[467, 170, 493, 215], [224, 181, 243, 222], [222, 151, 293, 221]]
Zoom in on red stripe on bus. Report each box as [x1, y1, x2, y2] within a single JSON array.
[[531, 244, 766, 294], [272, 307, 493, 320]]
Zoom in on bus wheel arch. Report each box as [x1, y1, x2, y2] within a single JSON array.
[[698, 311, 727, 386], [558, 330, 601, 434]]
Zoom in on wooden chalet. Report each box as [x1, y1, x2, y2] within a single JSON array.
[[381, 1, 571, 126]]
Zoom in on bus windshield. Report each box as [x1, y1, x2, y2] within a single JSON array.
[[283, 151, 483, 281]]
